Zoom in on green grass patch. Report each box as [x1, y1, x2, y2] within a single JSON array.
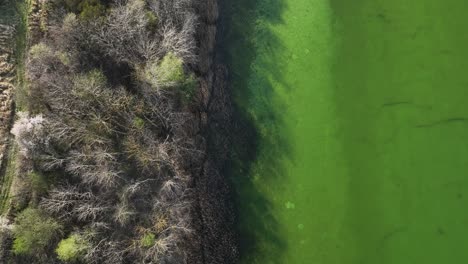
[[0, 144, 17, 215], [13, 0, 32, 111], [0, 0, 31, 216]]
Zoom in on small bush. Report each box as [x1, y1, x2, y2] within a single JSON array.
[[76, 69, 107, 88], [158, 52, 184, 84], [56, 52, 71, 66], [154, 215, 168, 233], [62, 13, 78, 32], [29, 43, 53, 61], [145, 11, 158, 31], [28, 171, 48, 195], [56, 234, 89, 262], [133, 117, 145, 130], [180, 74, 197, 102], [12, 208, 62, 255], [63, 0, 82, 12], [72, 69, 107, 100], [140, 233, 156, 248], [145, 52, 185, 88], [79, 0, 106, 20], [61, 0, 106, 19]]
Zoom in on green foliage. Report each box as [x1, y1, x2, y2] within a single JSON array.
[[72, 69, 107, 99], [56, 234, 89, 262], [12, 208, 62, 255], [180, 74, 197, 102], [63, 0, 82, 12], [29, 43, 71, 66], [61, 0, 106, 19], [143, 53, 198, 102], [62, 13, 79, 32], [57, 52, 71, 65], [145, 11, 158, 31], [140, 233, 156, 248], [29, 43, 53, 60], [145, 52, 185, 88], [11, 0, 30, 111], [159, 52, 185, 84], [133, 117, 145, 130], [28, 171, 48, 195], [77, 69, 107, 87], [79, 0, 106, 20]]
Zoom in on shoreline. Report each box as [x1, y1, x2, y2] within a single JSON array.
[[190, 0, 239, 262]]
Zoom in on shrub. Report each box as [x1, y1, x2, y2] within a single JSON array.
[[56, 52, 71, 66], [63, 0, 82, 12], [79, 0, 106, 20], [29, 43, 53, 61], [145, 52, 185, 88], [154, 215, 168, 233], [61, 0, 106, 19], [145, 11, 158, 31], [30, 43, 70, 66], [158, 52, 184, 84], [12, 208, 62, 255], [180, 74, 197, 102], [133, 117, 145, 130], [74, 69, 107, 88], [28, 171, 48, 195], [56, 234, 89, 262], [11, 112, 48, 157], [143, 53, 197, 102], [72, 69, 107, 100], [140, 233, 156, 248], [62, 13, 78, 32]]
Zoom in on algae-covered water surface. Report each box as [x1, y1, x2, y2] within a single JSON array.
[[225, 0, 468, 263]]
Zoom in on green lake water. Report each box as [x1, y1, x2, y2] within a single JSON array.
[[224, 0, 468, 263]]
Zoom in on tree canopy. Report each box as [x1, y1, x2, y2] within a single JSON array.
[[12, 208, 62, 255]]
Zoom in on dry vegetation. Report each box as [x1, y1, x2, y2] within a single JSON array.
[[0, 0, 206, 263], [0, 2, 16, 192]]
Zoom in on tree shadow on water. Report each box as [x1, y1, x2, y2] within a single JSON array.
[[218, 0, 292, 263]]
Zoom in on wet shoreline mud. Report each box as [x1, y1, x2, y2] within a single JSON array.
[[189, 0, 239, 263]]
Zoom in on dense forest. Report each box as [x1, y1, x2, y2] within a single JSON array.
[[0, 0, 238, 263]]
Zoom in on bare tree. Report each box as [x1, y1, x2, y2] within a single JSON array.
[[65, 148, 123, 188], [84, 238, 127, 264], [148, 0, 197, 63], [113, 201, 135, 226], [40, 186, 111, 221], [87, 0, 160, 64], [159, 179, 183, 202], [121, 179, 157, 200]]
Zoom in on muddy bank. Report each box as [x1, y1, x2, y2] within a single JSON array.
[[190, 0, 239, 263]]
